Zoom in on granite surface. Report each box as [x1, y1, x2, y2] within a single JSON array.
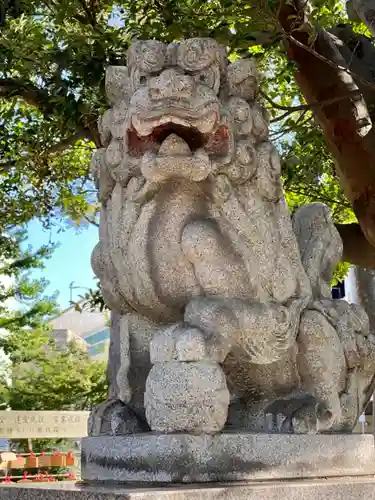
[[2, 477, 375, 500], [144, 361, 230, 434], [89, 37, 375, 438], [81, 433, 375, 483]]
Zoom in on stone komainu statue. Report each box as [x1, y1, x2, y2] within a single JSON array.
[[88, 38, 375, 436]]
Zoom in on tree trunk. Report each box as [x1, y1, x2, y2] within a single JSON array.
[[348, 0, 375, 37], [336, 223, 375, 268], [348, 0, 375, 409], [277, 0, 375, 249], [329, 24, 375, 124], [355, 267, 375, 332]]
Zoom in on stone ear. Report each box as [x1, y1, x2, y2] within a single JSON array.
[[105, 66, 130, 105]]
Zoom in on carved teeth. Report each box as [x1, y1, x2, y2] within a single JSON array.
[[132, 115, 192, 136], [131, 115, 153, 136], [131, 109, 218, 137], [158, 116, 191, 128]]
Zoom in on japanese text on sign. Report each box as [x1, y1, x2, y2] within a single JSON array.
[[0, 411, 89, 438]]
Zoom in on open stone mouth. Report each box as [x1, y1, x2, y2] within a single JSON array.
[[127, 122, 230, 158], [127, 123, 206, 157], [148, 123, 207, 150]]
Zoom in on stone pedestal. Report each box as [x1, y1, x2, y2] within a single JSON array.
[[81, 433, 375, 484], [2, 477, 375, 500]]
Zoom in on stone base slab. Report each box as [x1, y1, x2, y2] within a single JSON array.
[[81, 433, 375, 483], [2, 478, 375, 500]]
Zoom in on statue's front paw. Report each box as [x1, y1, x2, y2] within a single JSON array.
[[284, 406, 319, 435], [150, 323, 209, 363], [184, 297, 236, 362], [88, 399, 150, 437], [265, 395, 335, 434], [290, 402, 335, 434]]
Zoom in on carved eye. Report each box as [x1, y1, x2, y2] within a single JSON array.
[[131, 68, 149, 90], [194, 65, 220, 93]]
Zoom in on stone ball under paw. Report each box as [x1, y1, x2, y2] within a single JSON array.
[[144, 361, 230, 434]]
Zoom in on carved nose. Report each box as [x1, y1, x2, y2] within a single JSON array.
[[149, 69, 194, 100]]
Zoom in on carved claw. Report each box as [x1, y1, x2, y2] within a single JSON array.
[[150, 323, 213, 363], [265, 395, 335, 434], [184, 298, 237, 363], [88, 399, 150, 437]]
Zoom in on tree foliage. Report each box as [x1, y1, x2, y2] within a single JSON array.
[[0, 228, 58, 330], [0, 0, 353, 224], [1, 0, 375, 278], [0, 325, 107, 411], [0, 323, 107, 456]]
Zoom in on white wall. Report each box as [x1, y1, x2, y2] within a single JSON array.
[[344, 266, 359, 304]]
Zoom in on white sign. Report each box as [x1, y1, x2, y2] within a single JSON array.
[[0, 411, 89, 438]]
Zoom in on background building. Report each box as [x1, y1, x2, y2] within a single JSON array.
[[49, 303, 110, 359]]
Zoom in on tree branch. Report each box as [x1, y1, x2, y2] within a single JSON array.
[[276, 0, 375, 249], [262, 88, 361, 115], [279, 25, 375, 94], [337, 223, 375, 269], [285, 187, 351, 208], [47, 131, 88, 153], [347, 0, 375, 37], [1, 79, 100, 147], [77, 0, 96, 26], [83, 215, 99, 227], [0, 78, 54, 115], [270, 112, 312, 138]]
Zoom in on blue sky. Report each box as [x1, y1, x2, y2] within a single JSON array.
[[25, 219, 98, 310]]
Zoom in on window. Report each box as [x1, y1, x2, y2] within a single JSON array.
[[85, 328, 110, 346]]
